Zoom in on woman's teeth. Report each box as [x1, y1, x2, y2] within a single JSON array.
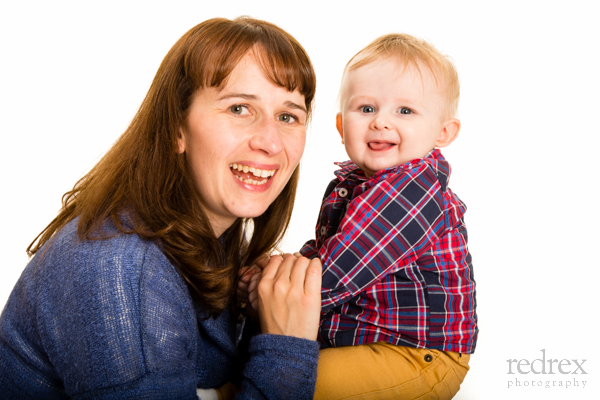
[[229, 163, 276, 186], [230, 163, 276, 178], [234, 175, 267, 185]]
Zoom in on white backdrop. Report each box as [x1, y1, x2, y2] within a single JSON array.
[[1, 1, 598, 399]]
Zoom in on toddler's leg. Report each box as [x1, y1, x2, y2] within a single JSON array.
[[314, 342, 469, 400]]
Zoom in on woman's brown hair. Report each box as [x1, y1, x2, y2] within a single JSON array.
[[27, 16, 317, 314]]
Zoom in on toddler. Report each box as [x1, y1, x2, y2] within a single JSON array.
[[299, 33, 478, 400], [238, 33, 478, 400]]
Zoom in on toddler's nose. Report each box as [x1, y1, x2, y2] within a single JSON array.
[[372, 115, 392, 130]]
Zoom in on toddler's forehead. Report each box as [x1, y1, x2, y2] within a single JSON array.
[[344, 57, 444, 96], [360, 56, 440, 82]]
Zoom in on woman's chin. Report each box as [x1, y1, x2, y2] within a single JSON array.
[[224, 199, 271, 221]]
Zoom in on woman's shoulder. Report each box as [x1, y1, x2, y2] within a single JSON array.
[[47, 217, 165, 265], [29, 217, 188, 300], [3, 217, 200, 397]]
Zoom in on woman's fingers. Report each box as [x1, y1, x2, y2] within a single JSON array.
[[254, 253, 272, 270], [237, 265, 263, 303], [257, 254, 322, 340], [304, 257, 322, 297], [289, 255, 309, 286], [260, 253, 285, 280], [273, 253, 296, 282], [237, 280, 250, 303], [248, 272, 261, 311]]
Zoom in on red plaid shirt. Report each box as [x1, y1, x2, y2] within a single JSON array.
[[300, 150, 477, 353]]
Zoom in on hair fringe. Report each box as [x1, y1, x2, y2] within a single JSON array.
[[27, 17, 315, 316]]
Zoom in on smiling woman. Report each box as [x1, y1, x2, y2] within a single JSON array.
[[0, 17, 321, 400], [178, 51, 308, 237]]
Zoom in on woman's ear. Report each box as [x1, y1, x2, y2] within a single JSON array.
[[436, 118, 461, 148], [336, 113, 344, 144], [177, 127, 186, 154]]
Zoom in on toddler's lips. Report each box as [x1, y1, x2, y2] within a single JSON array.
[[368, 141, 396, 151]]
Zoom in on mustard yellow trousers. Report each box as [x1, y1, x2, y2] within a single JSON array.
[[314, 342, 470, 400]]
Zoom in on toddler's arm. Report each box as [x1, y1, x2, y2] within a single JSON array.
[[319, 162, 445, 311]]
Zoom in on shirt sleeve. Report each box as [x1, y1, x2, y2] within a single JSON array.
[[299, 239, 319, 259], [299, 177, 342, 260], [319, 163, 446, 311]]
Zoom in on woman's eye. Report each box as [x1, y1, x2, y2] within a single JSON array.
[[277, 113, 297, 123], [399, 107, 412, 115], [360, 106, 375, 113], [229, 105, 250, 115]]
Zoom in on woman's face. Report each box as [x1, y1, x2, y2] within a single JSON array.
[[179, 51, 307, 237]]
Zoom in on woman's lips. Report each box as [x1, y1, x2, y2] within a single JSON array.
[[229, 163, 277, 187]]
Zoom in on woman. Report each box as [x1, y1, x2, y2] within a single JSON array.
[[0, 17, 321, 399]]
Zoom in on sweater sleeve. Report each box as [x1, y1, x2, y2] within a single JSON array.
[[237, 334, 320, 399], [36, 232, 199, 400]]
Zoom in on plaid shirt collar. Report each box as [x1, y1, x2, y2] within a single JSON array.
[[334, 149, 444, 183]]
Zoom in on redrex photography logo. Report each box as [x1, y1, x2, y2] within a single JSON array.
[[507, 349, 588, 390]]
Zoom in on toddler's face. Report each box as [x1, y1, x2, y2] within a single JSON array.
[[338, 58, 452, 177]]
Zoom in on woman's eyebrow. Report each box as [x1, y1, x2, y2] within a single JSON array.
[[284, 101, 307, 113], [218, 93, 258, 101], [218, 93, 306, 113]]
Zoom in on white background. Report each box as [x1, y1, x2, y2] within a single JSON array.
[[1, 1, 598, 399]]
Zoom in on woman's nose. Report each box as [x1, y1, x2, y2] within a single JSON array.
[[249, 118, 284, 155]]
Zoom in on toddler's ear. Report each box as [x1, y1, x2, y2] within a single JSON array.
[[436, 118, 460, 148], [336, 113, 344, 144]]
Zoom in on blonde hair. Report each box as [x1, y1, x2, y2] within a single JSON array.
[[342, 33, 459, 119]]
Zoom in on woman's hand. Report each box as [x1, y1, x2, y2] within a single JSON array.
[[257, 253, 322, 341], [237, 253, 272, 320], [237, 264, 263, 321]]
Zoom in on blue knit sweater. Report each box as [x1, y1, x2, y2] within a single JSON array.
[[0, 218, 319, 399]]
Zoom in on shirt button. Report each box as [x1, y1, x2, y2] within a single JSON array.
[[424, 354, 433, 362], [320, 226, 327, 236], [338, 188, 348, 197]]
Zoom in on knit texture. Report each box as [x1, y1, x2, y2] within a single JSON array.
[[0, 218, 319, 399]]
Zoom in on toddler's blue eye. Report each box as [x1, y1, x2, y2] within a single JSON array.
[[399, 107, 412, 115], [361, 106, 375, 113]]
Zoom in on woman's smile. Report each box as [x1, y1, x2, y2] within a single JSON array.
[[229, 162, 277, 186], [178, 50, 307, 236]]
